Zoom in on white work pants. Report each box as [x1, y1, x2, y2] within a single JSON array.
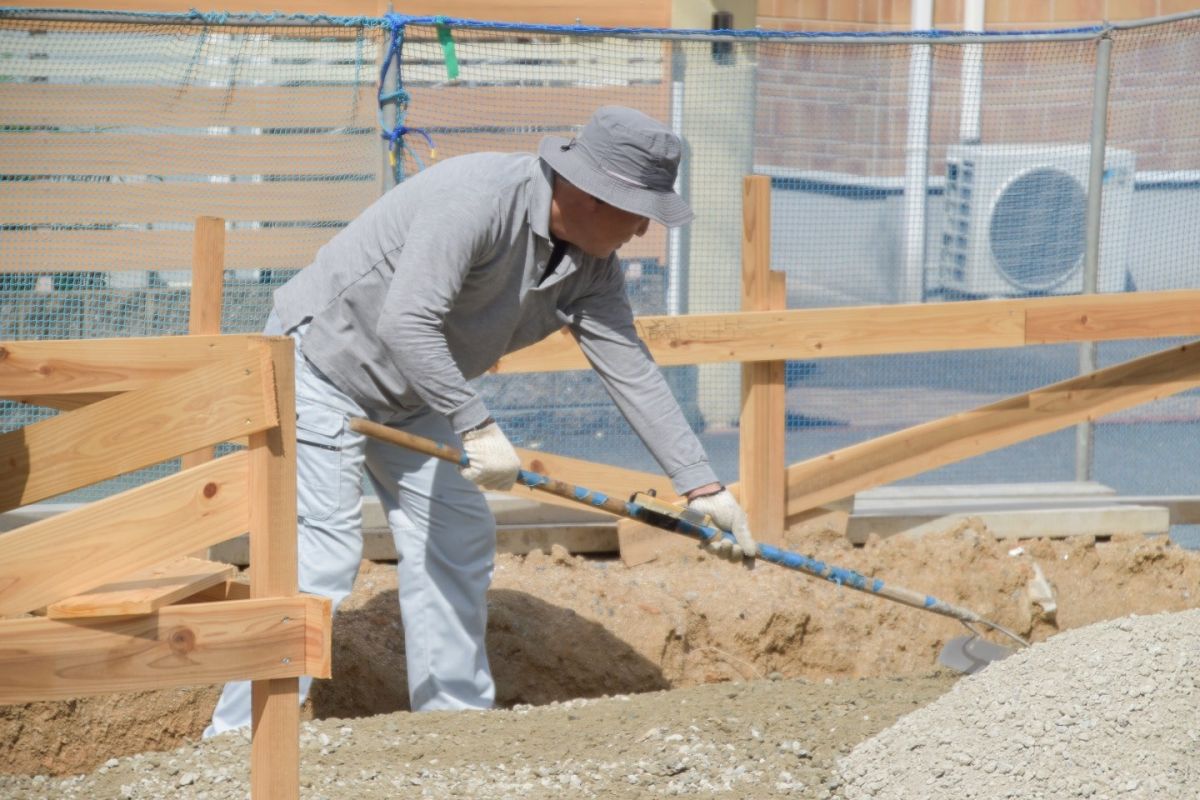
[[205, 313, 496, 737]]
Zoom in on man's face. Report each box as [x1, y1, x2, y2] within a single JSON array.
[[571, 198, 651, 259]]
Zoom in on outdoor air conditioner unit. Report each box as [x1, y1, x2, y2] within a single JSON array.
[[937, 143, 1135, 297]]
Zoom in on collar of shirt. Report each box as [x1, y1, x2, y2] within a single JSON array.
[[539, 237, 569, 287], [528, 156, 581, 289], [528, 157, 554, 243]]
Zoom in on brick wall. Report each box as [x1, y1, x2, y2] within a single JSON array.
[[758, 0, 1200, 32], [753, 5, 1200, 175]]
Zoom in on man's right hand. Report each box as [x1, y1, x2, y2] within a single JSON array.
[[460, 420, 522, 491]]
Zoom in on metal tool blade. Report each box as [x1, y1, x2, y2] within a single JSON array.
[[938, 635, 1017, 675]]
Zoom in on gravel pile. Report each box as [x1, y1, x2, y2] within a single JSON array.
[[0, 675, 956, 800], [836, 610, 1200, 800]]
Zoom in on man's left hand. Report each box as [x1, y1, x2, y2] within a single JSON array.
[[686, 488, 757, 561]]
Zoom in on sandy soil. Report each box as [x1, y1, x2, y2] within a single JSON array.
[[3, 523, 1198, 791]]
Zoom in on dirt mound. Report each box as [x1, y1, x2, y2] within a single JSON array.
[[3, 525, 1199, 779]]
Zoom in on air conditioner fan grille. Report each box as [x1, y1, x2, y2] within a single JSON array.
[[988, 167, 1087, 291]]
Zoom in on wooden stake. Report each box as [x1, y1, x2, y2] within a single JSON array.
[[739, 176, 785, 543], [189, 216, 226, 338], [185, 216, 225, 560], [249, 337, 300, 800]]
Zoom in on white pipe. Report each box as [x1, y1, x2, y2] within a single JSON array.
[[902, 0, 934, 303], [668, 72, 685, 316], [960, 0, 984, 143]]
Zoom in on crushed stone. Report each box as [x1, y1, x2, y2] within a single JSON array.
[[836, 609, 1200, 800]]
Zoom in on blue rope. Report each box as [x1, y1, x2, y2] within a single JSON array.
[[182, 8, 386, 27], [0, 8, 1109, 39], [383, 13, 1107, 41], [0, 8, 388, 26], [377, 15, 437, 183]]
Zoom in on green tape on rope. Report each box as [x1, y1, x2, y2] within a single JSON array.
[[436, 19, 459, 80]]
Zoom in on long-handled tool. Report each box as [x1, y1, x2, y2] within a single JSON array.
[[350, 418, 1028, 671]]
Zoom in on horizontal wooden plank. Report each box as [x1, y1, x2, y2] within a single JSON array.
[[2, 227, 338, 273], [1, 27, 382, 60], [397, 62, 661, 85], [0, 595, 330, 703], [388, 1, 671, 28], [0, 180, 376, 225], [210, 523, 618, 564], [494, 291, 1200, 373], [0, 59, 378, 82], [510, 436, 744, 564], [1, 226, 659, 272], [1025, 290, 1200, 343], [46, 556, 236, 619], [0, 222, 668, 274], [404, 84, 669, 128], [0, 84, 379, 127], [0, 346, 277, 510], [401, 38, 663, 63], [0, 0, 669, 27], [0, 132, 381, 176], [782, 341, 1200, 516], [0, 452, 250, 617], [503, 523, 618, 555], [1, 30, 657, 68], [511, 443, 677, 517], [0, 0, 387, 16], [7, 393, 116, 412], [494, 301, 1026, 373], [189, 578, 253, 603], [0, 334, 265, 397], [408, 129, 549, 158]]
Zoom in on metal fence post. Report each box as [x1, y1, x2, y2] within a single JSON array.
[[1076, 31, 1114, 482], [382, 3, 397, 196]]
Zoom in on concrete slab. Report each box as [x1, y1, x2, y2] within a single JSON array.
[[846, 504, 1171, 544]]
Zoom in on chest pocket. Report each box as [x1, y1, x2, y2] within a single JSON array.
[[295, 398, 345, 522]]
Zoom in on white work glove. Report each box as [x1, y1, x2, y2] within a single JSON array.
[[460, 420, 522, 491], [687, 488, 757, 561]]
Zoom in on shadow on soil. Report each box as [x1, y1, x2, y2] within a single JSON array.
[[310, 587, 669, 720]]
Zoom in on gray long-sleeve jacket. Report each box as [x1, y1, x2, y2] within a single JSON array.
[[274, 151, 717, 494]]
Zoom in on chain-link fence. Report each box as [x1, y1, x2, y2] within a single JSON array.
[[2, 10, 1197, 534]]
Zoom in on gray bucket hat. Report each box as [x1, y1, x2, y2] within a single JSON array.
[[539, 106, 693, 227]]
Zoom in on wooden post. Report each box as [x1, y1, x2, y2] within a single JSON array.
[[766, 271, 787, 528], [185, 216, 225, 560], [250, 337, 300, 800], [182, 216, 225, 469], [739, 176, 785, 544], [188, 216, 225, 338]]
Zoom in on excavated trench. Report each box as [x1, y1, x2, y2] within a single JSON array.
[[2, 522, 1198, 799]]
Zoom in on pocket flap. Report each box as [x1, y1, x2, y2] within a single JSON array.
[[296, 399, 344, 438]]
